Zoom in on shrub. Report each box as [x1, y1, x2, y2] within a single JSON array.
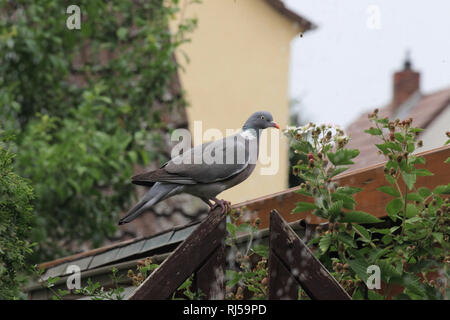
[[0, 133, 34, 299], [285, 112, 449, 299]]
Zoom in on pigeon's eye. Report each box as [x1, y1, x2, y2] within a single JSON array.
[[260, 115, 265, 120]]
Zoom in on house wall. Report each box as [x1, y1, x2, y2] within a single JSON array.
[[170, 0, 302, 203], [419, 104, 450, 151]]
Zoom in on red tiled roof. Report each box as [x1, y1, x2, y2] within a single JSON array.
[[265, 0, 317, 32], [346, 87, 450, 170]]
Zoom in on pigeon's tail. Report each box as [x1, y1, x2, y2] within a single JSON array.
[[118, 183, 179, 225]]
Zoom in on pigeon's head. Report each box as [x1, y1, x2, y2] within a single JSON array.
[[242, 111, 279, 131]]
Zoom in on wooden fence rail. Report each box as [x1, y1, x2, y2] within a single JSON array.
[[268, 210, 351, 300], [128, 207, 226, 300], [128, 208, 350, 300]]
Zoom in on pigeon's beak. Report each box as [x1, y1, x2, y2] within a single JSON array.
[[270, 121, 280, 129]]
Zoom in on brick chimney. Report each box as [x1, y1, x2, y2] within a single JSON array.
[[392, 53, 420, 110]]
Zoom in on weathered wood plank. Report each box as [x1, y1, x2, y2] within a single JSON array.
[[268, 250, 299, 300], [128, 208, 226, 300], [269, 210, 351, 300], [194, 242, 226, 300], [236, 145, 450, 228]]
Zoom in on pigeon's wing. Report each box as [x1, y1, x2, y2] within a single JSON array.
[[131, 169, 197, 186], [164, 133, 256, 183]]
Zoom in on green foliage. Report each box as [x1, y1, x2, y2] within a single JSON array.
[[42, 266, 125, 300], [224, 209, 268, 300], [286, 112, 449, 300], [0, 133, 35, 299], [0, 0, 196, 261]]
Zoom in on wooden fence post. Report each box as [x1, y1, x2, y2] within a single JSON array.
[[128, 207, 226, 300], [268, 210, 351, 300]]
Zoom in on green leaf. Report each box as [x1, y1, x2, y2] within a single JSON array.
[[406, 193, 424, 201], [337, 233, 357, 248], [418, 187, 431, 198], [252, 245, 269, 258], [348, 258, 370, 282], [414, 169, 433, 176], [402, 172, 416, 190], [330, 167, 349, 177], [386, 198, 403, 220], [295, 189, 312, 197], [433, 184, 450, 195], [327, 149, 360, 166], [335, 186, 362, 195], [364, 128, 382, 136], [292, 201, 317, 213], [375, 143, 389, 154], [410, 156, 426, 165], [353, 224, 371, 241], [328, 200, 343, 216], [377, 186, 400, 197], [340, 211, 382, 224], [368, 291, 384, 300], [116, 27, 128, 40], [226, 223, 236, 238], [445, 157, 450, 164], [432, 232, 443, 244], [331, 192, 356, 210], [406, 203, 419, 218], [319, 234, 332, 253], [293, 140, 313, 154], [394, 132, 405, 142], [226, 270, 242, 288]]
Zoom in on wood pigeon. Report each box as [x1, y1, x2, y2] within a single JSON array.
[[118, 111, 279, 225]]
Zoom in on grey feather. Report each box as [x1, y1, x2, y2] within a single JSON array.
[[119, 111, 278, 225]]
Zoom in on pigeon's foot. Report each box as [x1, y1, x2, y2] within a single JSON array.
[[210, 198, 231, 214]]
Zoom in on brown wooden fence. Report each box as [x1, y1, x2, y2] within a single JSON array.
[[128, 208, 349, 300]]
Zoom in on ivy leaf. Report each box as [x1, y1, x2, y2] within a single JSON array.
[[292, 201, 317, 213], [340, 211, 382, 224], [377, 186, 400, 197], [402, 172, 416, 190]]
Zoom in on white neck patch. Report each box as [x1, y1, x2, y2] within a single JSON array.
[[240, 129, 257, 140]]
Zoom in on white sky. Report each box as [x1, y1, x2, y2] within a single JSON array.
[[284, 0, 450, 127]]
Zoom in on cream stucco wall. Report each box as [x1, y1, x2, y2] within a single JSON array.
[[170, 0, 302, 203]]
